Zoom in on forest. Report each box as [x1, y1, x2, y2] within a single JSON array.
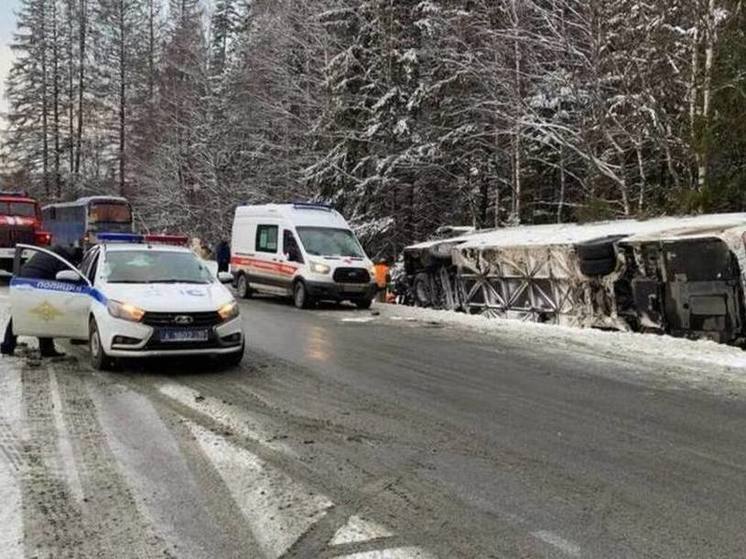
[[2, 0, 745, 258]]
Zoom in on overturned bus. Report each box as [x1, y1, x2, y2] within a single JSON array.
[[401, 214, 746, 346]]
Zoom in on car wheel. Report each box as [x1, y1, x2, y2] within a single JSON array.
[[219, 342, 245, 368], [236, 274, 252, 299], [355, 298, 373, 310], [293, 281, 313, 309], [89, 319, 112, 371]]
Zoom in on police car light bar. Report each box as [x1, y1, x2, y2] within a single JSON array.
[[292, 202, 333, 212], [143, 234, 189, 246], [97, 232, 144, 243]]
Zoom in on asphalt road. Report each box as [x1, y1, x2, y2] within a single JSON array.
[[2, 286, 746, 558]]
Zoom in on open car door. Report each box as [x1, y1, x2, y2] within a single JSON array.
[[10, 244, 91, 340]]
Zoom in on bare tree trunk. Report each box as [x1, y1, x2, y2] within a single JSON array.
[[66, 0, 75, 180], [148, 0, 155, 101], [74, 0, 86, 177], [636, 144, 646, 212], [688, 24, 700, 190], [118, 0, 126, 196], [557, 147, 566, 223], [511, 0, 521, 221], [41, 0, 50, 197], [52, 0, 61, 198], [699, 0, 717, 193], [664, 122, 681, 189]]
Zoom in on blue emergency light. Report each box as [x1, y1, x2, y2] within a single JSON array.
[[97, 232, 144, 243], [292, 202, 333, 212]]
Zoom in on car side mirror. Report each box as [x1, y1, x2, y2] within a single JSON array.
[[56, 270, 83, 283], [218, 272, 234, 284]]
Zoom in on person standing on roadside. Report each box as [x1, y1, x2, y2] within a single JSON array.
[[215, 240, 231, 273]]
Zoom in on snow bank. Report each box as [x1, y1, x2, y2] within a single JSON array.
[[379, 304, 746, 384]]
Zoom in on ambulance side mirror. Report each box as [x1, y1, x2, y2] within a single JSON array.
[[56, 270, 84, 283]]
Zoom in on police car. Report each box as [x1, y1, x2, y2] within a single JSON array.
[[9, 233, 245, 370]]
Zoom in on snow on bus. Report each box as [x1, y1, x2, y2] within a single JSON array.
[[402, 213, 746, 347]]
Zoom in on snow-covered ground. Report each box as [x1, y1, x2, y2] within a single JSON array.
[[371, 303, 746, 392]]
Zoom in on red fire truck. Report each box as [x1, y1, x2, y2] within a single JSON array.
[[0, 191, 51, 274]]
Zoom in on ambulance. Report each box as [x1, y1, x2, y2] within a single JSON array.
[[230, 204, 377, 309]]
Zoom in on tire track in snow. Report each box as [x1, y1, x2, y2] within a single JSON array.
[[20, 364, 92, 558], [54, 367, 167, 558], [0, 362, 24, 559]]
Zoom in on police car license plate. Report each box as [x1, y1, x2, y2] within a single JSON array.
[[159, 329, 209, 343]]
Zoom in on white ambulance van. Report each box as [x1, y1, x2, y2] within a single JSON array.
[[230, 203, 377, 309]]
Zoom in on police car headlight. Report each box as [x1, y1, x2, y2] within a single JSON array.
[[218, 301, 240, 321], [310, 261, 331, 275], [107, 300, 145, 322]]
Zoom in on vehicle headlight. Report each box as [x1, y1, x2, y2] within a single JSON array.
[[218, 301, 240, 321], [107, 300, 145, 322], [310, 261, 331, 275]]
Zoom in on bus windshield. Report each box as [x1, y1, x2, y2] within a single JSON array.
[[0, 202, 37, 217], [296, 227, 365, 258], [90, 202, 131, 224]]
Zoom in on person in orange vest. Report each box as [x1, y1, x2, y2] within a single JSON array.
[[373, 261, 390, 303]]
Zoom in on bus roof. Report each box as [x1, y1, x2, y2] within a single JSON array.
[[42, 195, 129, 210]]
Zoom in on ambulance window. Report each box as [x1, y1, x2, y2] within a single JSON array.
[[256, 225, 278, 253], [283, 230, 303, 263]]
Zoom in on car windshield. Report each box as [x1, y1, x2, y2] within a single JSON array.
[[90, 202, 132, 224], [102, 250, 213, 284], [0, 201, 36, 217], [296, 227, 365, 258]]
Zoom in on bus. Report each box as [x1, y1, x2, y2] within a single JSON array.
[[42, 196, 134, 248]]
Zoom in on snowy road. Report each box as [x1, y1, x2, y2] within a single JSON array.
[[2, 284, 746, 558]]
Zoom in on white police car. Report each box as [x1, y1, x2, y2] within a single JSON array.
[[9, 234, 245, 370]]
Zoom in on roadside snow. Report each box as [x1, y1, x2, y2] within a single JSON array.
[[378, 304, 746, 389], [187, 421, 333, 558], [158, 383, 296, 456], [331, 515, 393, 545], [0, 358, 25, 559]]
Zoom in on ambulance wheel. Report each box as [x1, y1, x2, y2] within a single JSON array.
[[293, 281, 314, 309], [236, 274, 252, 299], [89, 318, 113, 371]]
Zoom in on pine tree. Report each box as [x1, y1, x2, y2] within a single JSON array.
[[5, 0, 51, 196]]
